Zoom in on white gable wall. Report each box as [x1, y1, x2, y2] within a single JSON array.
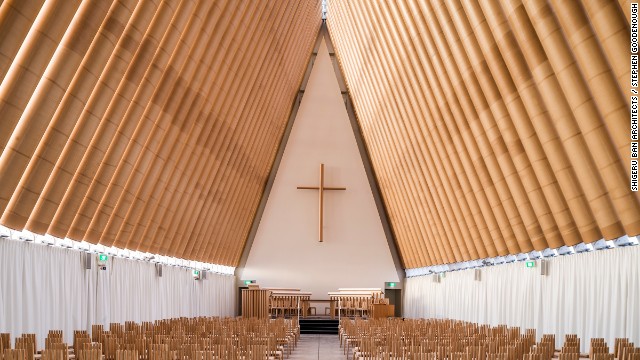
[[241, 38, 400, 299]]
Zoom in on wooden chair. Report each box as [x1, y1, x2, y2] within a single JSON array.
[[355, 298, 368, 318], [590, 339, 609, 360], [115, 350, 138, 360], [15, 336, 35, 360], [1, 349, 27, 360], [559, 353, 580, 360], [618, 343, 640, 360], [73, 332, 90, 355], [77, 349, 101, 360], [103, 337, 122, 360], [90, 326, 103, 343], [148, 345, 170, 360], [615, 339, 630, 359], [1, 334, 10, 352], [41, 349, 67, 360]]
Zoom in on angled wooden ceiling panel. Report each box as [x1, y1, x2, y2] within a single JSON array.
[[327, 0, 640, 268], [0, 0, 321, 265]]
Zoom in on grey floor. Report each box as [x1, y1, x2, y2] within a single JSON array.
[[289, 334, 345, 360]]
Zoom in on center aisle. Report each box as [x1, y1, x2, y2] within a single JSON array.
[[290, 334, 344, 360]]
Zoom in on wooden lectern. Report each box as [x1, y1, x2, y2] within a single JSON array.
[[241, 287, 271, 318], [370, 304, 395, 318]]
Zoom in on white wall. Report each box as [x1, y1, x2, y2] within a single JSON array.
[[241, 37, 400, 299], [0, 239, 235, 345], [404, 246, 640, 351]]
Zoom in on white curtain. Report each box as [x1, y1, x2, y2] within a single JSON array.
[[404, 246, 640, 352], [0, 239, 235, 346]]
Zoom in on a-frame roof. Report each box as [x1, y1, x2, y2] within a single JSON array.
[[0, 0, 637, 268]]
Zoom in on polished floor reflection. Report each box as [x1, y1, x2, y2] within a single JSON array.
[[290, 334, 344, 360]]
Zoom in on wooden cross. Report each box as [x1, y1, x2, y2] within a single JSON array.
[[297, 163, 346, 242]]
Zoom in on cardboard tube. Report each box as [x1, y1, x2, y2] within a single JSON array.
[[187, 1, 322, 262], [376, 0, 487, 260], [45, 0, 176, 239], [488, 0, 603, 243], [1, 0, 105, 230], [194, 1, 323, 264], [128, 3, 245, 252], [0, 0, 46, 84], [345, 1, 452, 264], [383, 1, 492, 259], [0, 0, 82, 182], [65, 0, 189, 242], [24, 0, 162, 236], [355, 1, 467, 262], [413, 0, 528, 255], [581, 0, 630, 99], [327, 3, 424, 266], [618, 0, 631, 26], [114, 2, 232, 248], [522, 0, 640, 237], [85, 0, 209, 246], [150, 2, 265, 254], [549, 0, 630, 173], [104, 0, 220, 247], [431, 0, 560, 251], [139, 0, 266, 261], [158, 1, 322, 262], [404, 0, 511, 259], [448, 0, 572, 249], [398, 0, 504, 259], [459, 0, 585, 247], [328, 2, 432, 266], [17, 0, 138, 234]]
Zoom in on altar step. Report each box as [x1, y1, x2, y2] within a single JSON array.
[[299, 318, 339, 334]]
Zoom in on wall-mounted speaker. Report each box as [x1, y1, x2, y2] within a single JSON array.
[[155, 264, 162, 277], [201, 271, 207, 280], [433, 274, 441, 283], [83, 252, 92, 270], [474, 269, 481, 281], [540, 260, 550, 276]]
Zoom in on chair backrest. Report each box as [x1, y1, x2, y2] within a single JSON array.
[[41, 349, 67, 360], [15, 336, 35, 360], [615, 339, 630, 358], [559, 353, 579, 360], [148, 349, 170, 360], [45, 343, 68, 359], [1, 349, 26, 360], [74, 336, 91, 355], [115, 350, 138, 360], [77, 349, 102, 360], [104, 337, 122, 360], [1, 334, 11, 351], [91, 326, 103, 342]]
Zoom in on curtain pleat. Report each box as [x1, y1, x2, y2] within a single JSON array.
[[0, 239, 235, 345], [404, 247, 640, 352]]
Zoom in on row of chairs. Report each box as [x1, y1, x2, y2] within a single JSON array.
[[329, 297, 389, 318], [269, 296, 308, 318], [339, 318, 640, 360], [1, 317, 300, 360]]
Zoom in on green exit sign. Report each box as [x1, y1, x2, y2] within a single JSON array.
[[525, 261, 536, 268], [98, 254, 108, 262], [386, 282, 397, 288], [244, 280, 255, 285], [193, 270, 200, 275]]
